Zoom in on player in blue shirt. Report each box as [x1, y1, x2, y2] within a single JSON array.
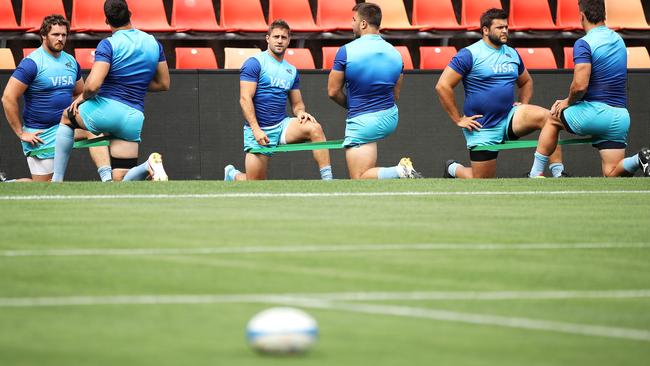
[[528, 0, 649, 177], [436, 8, 566, 179], [327, 3, 421, 180], [52, 0, 170, 182], [1, 15, 111, 182], [224, 20, 333, 181]]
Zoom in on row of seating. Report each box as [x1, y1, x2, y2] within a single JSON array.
[[1, 0, 649, 33], [2, 45, 649, 70]]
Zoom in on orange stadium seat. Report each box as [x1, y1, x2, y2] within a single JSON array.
[[74, 48, 96, 69], [127, 0, 174, 32], [394, 46, 414, 70], [71, 0, 110, 32], [508, 0, 559, 31], [563, 47, 574, 69], [556, 0, 582, 30], [0, 0, 29, 31], [283, 48, 316, 69], [516, 48, 558, 69], [419, 46, 457, 70], [23, 48, 37, 58], [460, 0, 502, 30], [21, 0, 66, 32], [223, 47, 261, 69], [316, 0, 355, 31], [268, 0, 323, 32], [321, 46, 340, 69], [371, 0, 420, 30], [604, 0, 650, 30], [627, 47, 650, 69], [413, 0, 466, 30], [0, 48, 16, 69], [220, 0, 268, 32], [175, 47, 218, 69], [171, 0, 223, 32]]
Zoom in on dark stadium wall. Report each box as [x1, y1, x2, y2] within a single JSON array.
[[1, 70, 649, 180]]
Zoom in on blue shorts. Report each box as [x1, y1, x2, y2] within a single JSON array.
[[21, 124, 58, 159], [344, 105, 398, 147], [79, 96, 144, 142], [562, 101, 629, 149], [243, 117, 292, 156], [463, 106, 518, 150]]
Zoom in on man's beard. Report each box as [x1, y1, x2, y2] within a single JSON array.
[[488, 33, 507, 46]]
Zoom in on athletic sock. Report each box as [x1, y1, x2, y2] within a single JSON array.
[[529, 152, 549, 178], [97, 165, 113, 182], [52, 124, 74, 182], [319, 165, 333, 180], [448, 162, 461, 178], [225, 166, 241, 181], [378, 166, 400, 179], [623, 155, 641, 174], [122, 161, 149, 181], [549, 163, 565, 178]]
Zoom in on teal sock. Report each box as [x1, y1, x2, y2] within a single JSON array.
[[122, 161, 149, 181], [319, 165, 333, 180], [52, 124, 74, 182], [448, 162, 461, 177], [529, 152, 549, 177], [378, 166, 400, 179], [549, 163, 565, 178], [623, 155, 640, 174], [97, 165, 112, 182]]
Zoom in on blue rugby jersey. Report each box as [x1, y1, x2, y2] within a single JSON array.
[[240, 51, 300, 128], [94, 29, 166, 112], [573, 26, 627, 108], [333, 34, 403, 119], [11, 47, 81, 129], [448, 40, 525, 129]]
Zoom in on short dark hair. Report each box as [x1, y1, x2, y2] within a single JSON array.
[[39, 14, 69, 38], [268, 19, 291, 36], [578, 0, 606, 24], [352, 2, 382, 28], [104, 0, 131, 28], [480, 8, 508, 30]]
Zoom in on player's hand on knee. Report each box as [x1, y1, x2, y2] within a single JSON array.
[[20, 130, 44, 146], [253, 128, 269, 146], [67, 96, 85, 116], [550, 99, 569, 119], [457, 115, 483, 132], [297, 111, 316, 124]]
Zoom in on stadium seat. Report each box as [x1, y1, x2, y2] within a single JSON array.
[[508, 0, 559, 31], [175, 47, 218, 69], [371, 0, 420, 30], [413, 0, 466, 30], [563, 47, 574, 69], [224, 47, 261, 69], [283, 48, 316, 69], [556, 0, 582, 30], [0, 48, 16, 69], [321, 46, 340, 69], [0, 0, 29, 31], [220, 0, 268, 32], [394, 46, 414, 70], [268, 0, 323, 32], [71, 0, 111, 32], [23, 48, 37, 58], [127, 0, 174, 32], [627, 47, 650, 69], [171, 0, 222, 32], [604, 0, 650, 30], [316, 0, 354, 31], [516, 48, 558, 69], [74, 48, 96, 69], [419, 46, 457, 70], [460, 0, 502, 30], [21, 0, 66, 32]]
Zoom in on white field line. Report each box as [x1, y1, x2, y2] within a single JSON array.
[[1, 190, 649, 201], [2, 242, 649, 258]]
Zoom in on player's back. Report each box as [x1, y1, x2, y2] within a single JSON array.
[[95, 29, 164, 112]]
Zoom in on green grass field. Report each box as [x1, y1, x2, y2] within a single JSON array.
[[1, 178, 649, 366]]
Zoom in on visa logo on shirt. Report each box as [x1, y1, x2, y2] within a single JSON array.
[[269, 77, 290, 90], [49, 76, 74, 87], [491, 63, 516, 74]]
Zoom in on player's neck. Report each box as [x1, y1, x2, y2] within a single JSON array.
[[482, 37, 502, 50], [266, 49, 284, 62], [583, 22, 605, 33], [111, 23, 133, 33], [41, 45, 61, 58], [358, 28, 380, 37]]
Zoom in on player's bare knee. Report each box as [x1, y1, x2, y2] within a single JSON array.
[[309, 123, 325, 141]]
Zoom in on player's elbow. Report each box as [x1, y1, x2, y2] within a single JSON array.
[[434, 81, 449, 96], [327, 87, 339, 100], [159, 80, 170, 92]]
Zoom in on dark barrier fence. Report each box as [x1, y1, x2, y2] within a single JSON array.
[[1, 70, 648, 180]]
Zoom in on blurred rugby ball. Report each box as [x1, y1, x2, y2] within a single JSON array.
[[246, 307, 318, 354]]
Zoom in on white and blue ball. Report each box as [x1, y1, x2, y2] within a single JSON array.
[[246, 307, 318, 354]]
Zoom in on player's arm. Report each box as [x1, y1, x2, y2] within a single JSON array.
[[288, 89, 316, 124], [551, 63, 591, 118], [72, 78, 84, 99], [327, 70, 346, 108], [82, 61, 110, 100], [1, 77, 43, 145], [393, 74, 404, 101], [435, 67, 482, 131], [148, 61, 170, 92], [240, 80, 268, 145], [516, 69, 533, 104]]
